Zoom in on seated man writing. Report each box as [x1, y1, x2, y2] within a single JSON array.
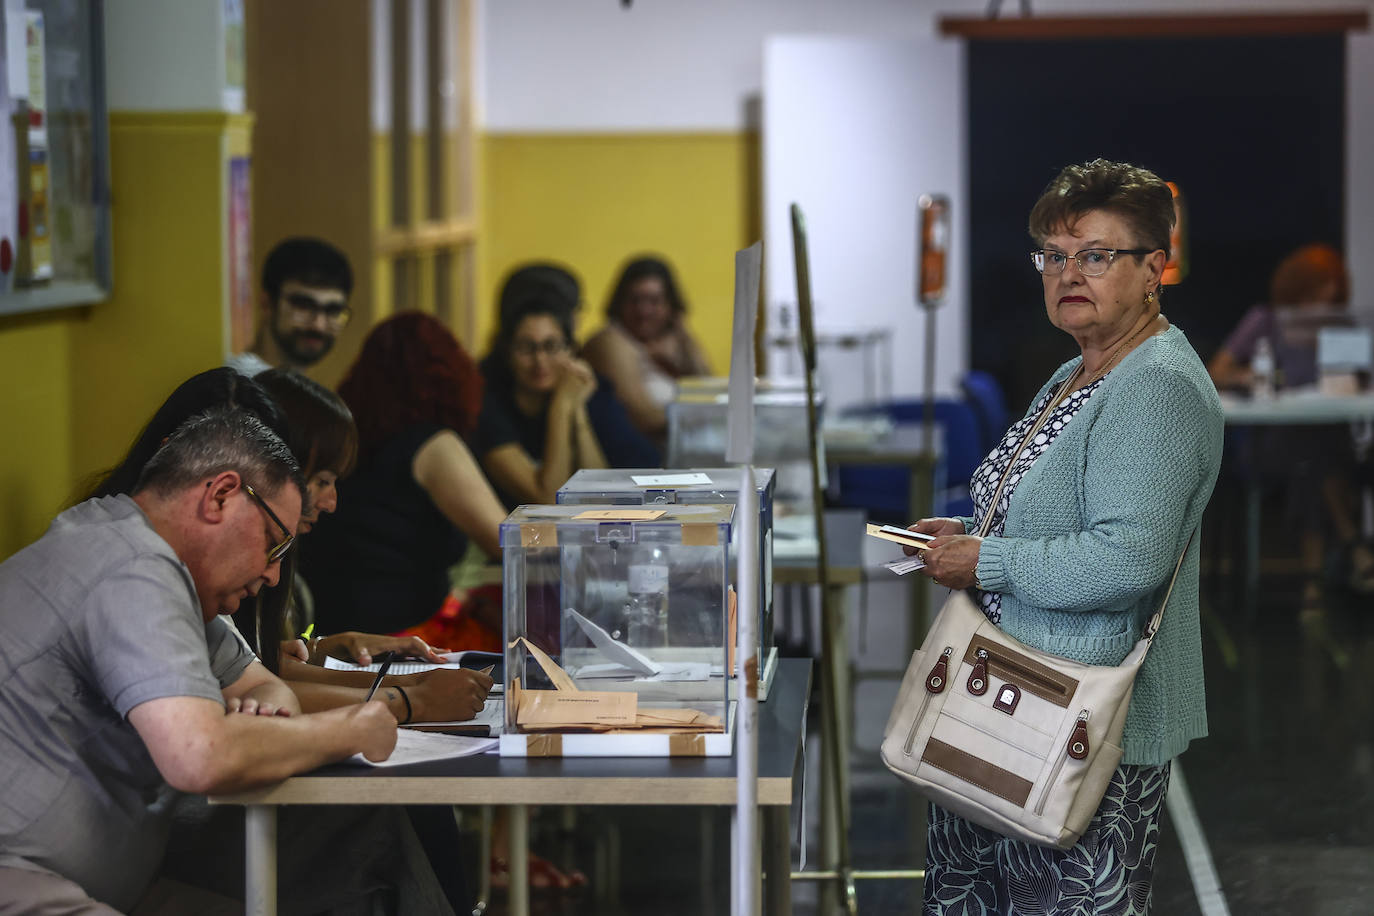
[[0, 409, 402, 913]]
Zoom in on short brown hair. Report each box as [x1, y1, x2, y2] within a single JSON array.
[[1028, 159, 1174, 259]]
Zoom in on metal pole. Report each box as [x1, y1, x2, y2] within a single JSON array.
[[735, 464, 761, 915], [245, 805, 277, 916]]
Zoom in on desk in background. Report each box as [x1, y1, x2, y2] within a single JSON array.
[[1220, 391, 1374, 608], [211, 659, 813, 916]]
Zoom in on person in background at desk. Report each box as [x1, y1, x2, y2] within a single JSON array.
[[907, 158, 1223, 915], [582, 254, 712, 444], [227, 236, 354, 377], [0, 410, 420, 914], [475, 271, 609, 506], [300, 311, 507, 640], [1206, 243, 1374, 597]]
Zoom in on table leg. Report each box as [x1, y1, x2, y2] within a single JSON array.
[[764, 805, 792, 916], [508, 804, 529, 916], [244, 805, 277, 916]]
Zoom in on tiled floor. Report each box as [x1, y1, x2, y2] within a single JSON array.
[[477, 493, 1374, 915]]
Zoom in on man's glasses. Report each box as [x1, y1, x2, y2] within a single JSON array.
[[511, 339, 570, 359], [242, 483, 296, 564], [1031, 247, 1155, 278], [282, 292, 352, 328]]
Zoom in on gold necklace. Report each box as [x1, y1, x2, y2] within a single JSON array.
[[1056, 314, 1162, 405]]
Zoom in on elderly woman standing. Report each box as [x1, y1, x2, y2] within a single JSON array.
[[909, 159, 1223, 914]]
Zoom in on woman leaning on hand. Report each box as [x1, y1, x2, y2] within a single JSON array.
[[909, 159, 1223, 915]]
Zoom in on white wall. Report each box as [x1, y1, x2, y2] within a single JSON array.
[[482, 0, 1373, 130], [763, 36, 967, 399], [481, 0, 1374, 365], [105, 0, 238, 111]]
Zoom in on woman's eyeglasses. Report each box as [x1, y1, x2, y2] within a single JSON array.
[[1031, 247, 1155, 277], [243, 483, 296, 563], [511, 339, 570, 359]]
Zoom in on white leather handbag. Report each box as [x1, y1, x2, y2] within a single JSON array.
[[880, 373, 1190, 849]]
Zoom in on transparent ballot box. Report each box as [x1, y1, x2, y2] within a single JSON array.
[[499, 504, 735, 757], [665, 388, 820, 513], [556, 467, 777, 698]]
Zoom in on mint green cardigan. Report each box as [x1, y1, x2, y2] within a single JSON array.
[[957, 325, 1223, 766]]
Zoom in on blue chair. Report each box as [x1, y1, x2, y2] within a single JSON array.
[[960, 370, 1009, 456], [834, 398, 983, 523]]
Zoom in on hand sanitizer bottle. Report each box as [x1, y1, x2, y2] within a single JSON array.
[[1251, 337, 1276, 400], [626, 548, 670, 648]]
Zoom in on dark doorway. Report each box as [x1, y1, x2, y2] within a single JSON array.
[[967, 35, 1345, 412]]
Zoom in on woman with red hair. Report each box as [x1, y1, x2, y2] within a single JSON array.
[[299, 312, 507, 636]]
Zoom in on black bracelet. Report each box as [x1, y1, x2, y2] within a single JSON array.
[[394, 685, 413, 724]]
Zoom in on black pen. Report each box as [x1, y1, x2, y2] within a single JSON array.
[[363, 652, 396, 703]]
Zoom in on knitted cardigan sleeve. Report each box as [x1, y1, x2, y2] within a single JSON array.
[[974, 361, 1217, 611]]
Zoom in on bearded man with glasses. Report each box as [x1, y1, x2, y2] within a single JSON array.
[[229, 236, 354, 377]]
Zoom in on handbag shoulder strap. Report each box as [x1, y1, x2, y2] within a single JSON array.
[[973, 370, 1079, 538], [1142, 533, 1193, 645]]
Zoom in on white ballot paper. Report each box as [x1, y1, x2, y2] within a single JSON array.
[[563, 607, 661, 677], [349, 729, 496, 767], [884, 556, 927, 576]]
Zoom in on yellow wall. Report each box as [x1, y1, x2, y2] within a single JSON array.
[[0, 112, 238, 561], [478, 131, 759, 370], [0, 310, 77, 557]]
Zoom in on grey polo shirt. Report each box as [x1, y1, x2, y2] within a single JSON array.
[[0, 495, 255, 911]]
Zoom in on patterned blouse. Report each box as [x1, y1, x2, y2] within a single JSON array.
[[969, 371, 1108, 623]]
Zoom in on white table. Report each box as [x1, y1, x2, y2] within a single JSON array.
[[210, 659, 813, 916]]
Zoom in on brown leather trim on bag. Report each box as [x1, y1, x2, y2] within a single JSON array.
[[963, 635, 1077, 708], [921, 738, 1033, 807]]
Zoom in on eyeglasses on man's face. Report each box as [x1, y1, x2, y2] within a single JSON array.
[[281, 292, 352, 328], [242, 483, 296, 564], [1031, 247, 1155, 278], [511, 338, 570, 360]]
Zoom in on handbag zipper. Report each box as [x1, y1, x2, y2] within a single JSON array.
[[904, 647, 952, 755], [980, 647, 1071, 702], [1033, 709, 1089, 815]]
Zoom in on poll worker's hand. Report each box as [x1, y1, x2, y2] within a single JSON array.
[[554, 356, 598, 407], [225, 696, 293, 717], [400, 667, 495, 723], [352, 701, 401, 762], [904, 517, 966, 556], [313, 632, 449, 667], [917, 534, 983, 591], [280, 638, 310, 664]]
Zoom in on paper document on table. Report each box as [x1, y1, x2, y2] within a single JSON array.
[[324, 650, 503, 690], [563, 607, 661, 676], [350, 729, 496, 767]]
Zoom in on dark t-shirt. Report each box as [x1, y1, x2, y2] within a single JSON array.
[[299, 423, 469, 634], [471, 377, 661, 509]]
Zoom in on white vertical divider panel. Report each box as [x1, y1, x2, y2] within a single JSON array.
[[762, 35, 968, 399]]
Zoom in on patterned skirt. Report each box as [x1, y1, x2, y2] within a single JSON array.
[[923, 763, 1171, 916]]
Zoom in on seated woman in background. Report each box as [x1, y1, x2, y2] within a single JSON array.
[[1206, 244, 1374, 596], [475, 275, 609, 507], [582, 255, 711, 443], [299, 312, 508, 639]]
